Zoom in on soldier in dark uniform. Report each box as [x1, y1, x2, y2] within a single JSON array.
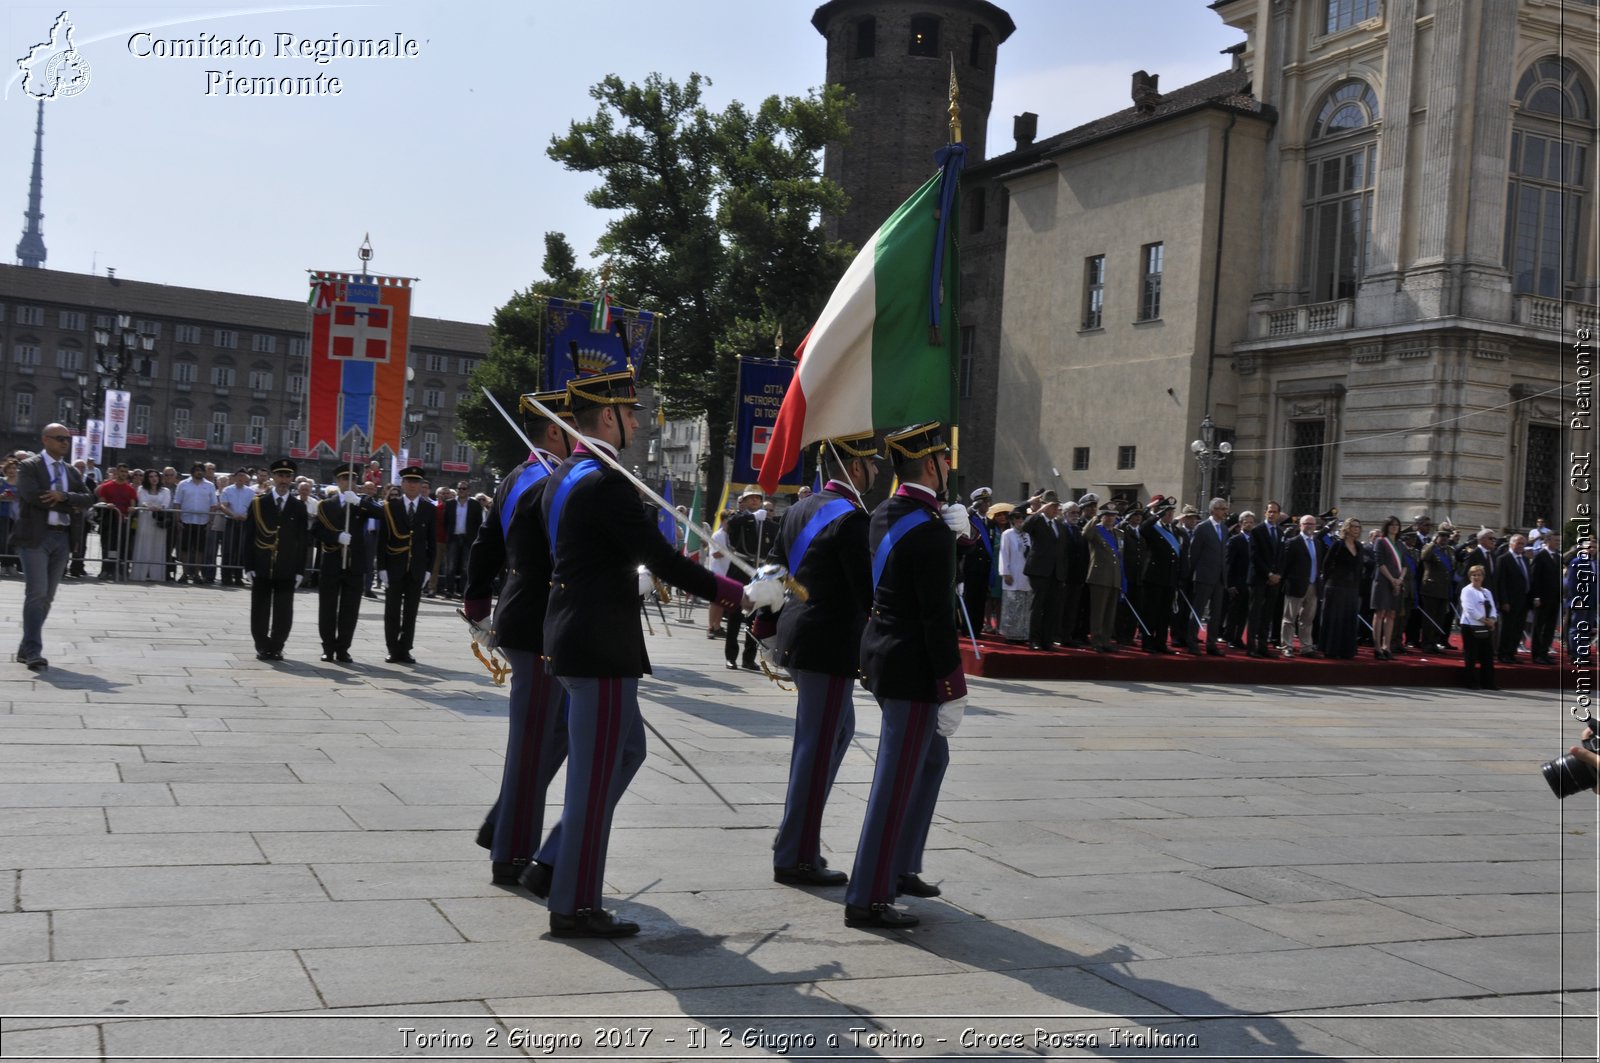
[[463, 389, 575, 888], [847, 422, 968, 930], [247, 458, 309, 661], [311, 464, 386, 663], [766, 431, 878, 889], [958, 486, 996, 637], [1116, 506, 1146, 645], [541, 368, 751, 938], [1139, 497, 1181, 653], [722, 486, 779, 671], [379, 465, 436, 664]]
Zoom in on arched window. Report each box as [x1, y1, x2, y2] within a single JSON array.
[[1301, 79, 1379, 302], [970, 26, 993, 72], [1504, 57, 1596, 298], [909, 16, 939, 58], [854, 16, 875, 59]]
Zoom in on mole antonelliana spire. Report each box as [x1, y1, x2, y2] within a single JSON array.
[[16, 99, 48, 268]]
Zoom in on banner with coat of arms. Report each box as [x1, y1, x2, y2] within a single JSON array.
[[542, 297, 654, 391], [732, 356, 802, 491], [305, 270, 414, 454]]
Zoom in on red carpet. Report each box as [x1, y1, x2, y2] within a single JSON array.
[[960, 635, 1565, 689]]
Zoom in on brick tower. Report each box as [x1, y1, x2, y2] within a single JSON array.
[[812, 0, 1015, 250]]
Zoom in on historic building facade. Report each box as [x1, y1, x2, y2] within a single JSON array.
[[0, 264, 490, 480]]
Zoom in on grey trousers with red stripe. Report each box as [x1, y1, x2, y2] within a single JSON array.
[[547, 676, 645, 917], [773, 669, 856, 869], [485, 648, 569, 864], [846, 697, 950, 908]]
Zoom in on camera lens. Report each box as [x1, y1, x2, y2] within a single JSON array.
[[1541, 752, 1600, 799]]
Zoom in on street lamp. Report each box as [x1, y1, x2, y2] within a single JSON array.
[[89, 312, 156, 422], [1189, 414, 1232, 505]]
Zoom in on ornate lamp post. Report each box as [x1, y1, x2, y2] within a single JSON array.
[[1189, 414, 1232, 505]]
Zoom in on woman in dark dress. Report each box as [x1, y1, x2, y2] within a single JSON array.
[[1320, 517, 1365, 659]]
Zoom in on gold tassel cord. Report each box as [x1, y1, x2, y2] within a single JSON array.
[[471, 641, 512, 686]]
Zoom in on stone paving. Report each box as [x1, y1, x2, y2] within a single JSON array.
[[0, 576, 1596, 1061]]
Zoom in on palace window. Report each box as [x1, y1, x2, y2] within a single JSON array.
[[421, 431, 439, 465], [1302, 80, 1378, 302], [1288, 421, 1327, 518], [1324, 0, 1379, 35], [1505, 57, 1594, 298], [209, 411, 229, 446], [1117, 445, 1137, 470], [855, 16, 875, 59], [133, 404, 150, 435], [213, 329, 238, 349], [14, 392, 32, 427], [172, 407, 191, 437], [1522, 424, 1561, 527], [1139, 242, 1164, 321], [58, 310, 84, 330], [1082, 255, 1105, 329], [251, 334, 276, 354], [175, 325, 201, 344], [1072, 447, 1090, 472]]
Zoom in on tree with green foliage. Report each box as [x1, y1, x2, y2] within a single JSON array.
[[547, 72, 854, 497], [455, 232, 593, 476]]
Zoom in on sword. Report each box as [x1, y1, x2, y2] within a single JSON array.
[[479, 388, 555, 475], [1120, 592, 1152, 637], [639, 710, 738, 813]]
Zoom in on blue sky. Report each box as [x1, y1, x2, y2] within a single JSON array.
[[1, 1, 1242, 323]]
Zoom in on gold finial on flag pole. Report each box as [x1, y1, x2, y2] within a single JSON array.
[[948, 54, 962, 145]]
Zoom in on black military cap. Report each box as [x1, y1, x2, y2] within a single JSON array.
[[270, 458, 297, 476], [819, 430, 880, 460], [567, 368, 642, 412], [518, 388, 573, 421], [398, 465, 426, 482], [331, 462, 362, 479], [884, 422, 948, 461]]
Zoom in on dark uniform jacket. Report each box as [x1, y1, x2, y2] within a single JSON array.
[[1420, 542, 1456, 600], [311, 494, 386, 579], [1120, 522, 1145, 591], [958, 511, 995, 587], [771, 484, 872, 677], [464, 455, 557, 653], [724, 508, 779, 567], [542, 445, 734, 678], [245, 492, 309, 581], [379, 496, 437, 579], [1139, 519, 1181, 587], [859, 485, 967, 704]]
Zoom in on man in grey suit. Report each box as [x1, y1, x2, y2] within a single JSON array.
[[12, 424, 95, 670], [1187, 496, 1232, 656]]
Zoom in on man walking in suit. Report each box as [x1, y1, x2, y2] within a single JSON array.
[[1493, 533, 1533, 663], [1188, 497, 1232, 655], [247, 459, 309, 661], [379, 466, 436, 664], [1021, 492, 1065, 651], [439, 488, 483, 599], [12, 424, 95, 670]]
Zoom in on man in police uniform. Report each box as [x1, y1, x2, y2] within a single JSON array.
[[541, 368, 754, 938], [247, 458, 309, 661], [1138, 497, 1181, 653], [847, 422, 969, 930], [463, 389, 575, 888], [311, 463, 387, 663], [766, 431, 878, 889], [959, 486, 996, 637], [379, 465, 436, 664], [723, 485, 779, 671]]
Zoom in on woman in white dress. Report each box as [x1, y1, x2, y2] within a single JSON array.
[[130, 469, 172, 582], [997, 506, 1033, 643]]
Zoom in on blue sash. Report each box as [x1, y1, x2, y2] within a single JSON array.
[[872, 509, 935, 588], [973, 513, 992, 558], [545, 459, 600, 560], [1098, 524, 1126, 593], [498, 460, 552, 539], [788, 498, 855, 577]]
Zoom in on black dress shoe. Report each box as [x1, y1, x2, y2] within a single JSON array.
[[386, 652, 416, 664], [519, 861, 554, 898], [724, 661, 739, 670], [844, 903, 919, 929], [774, 861, 847, 887], [476, 819, 495, 850], [896, 873, 941, 898], [255, 651, 272, 661], [491, 859, 528, 886], [320, 652, 336, 663], [549, 908, 637, 938], [1207, 647, 1225, 657], [741, 660, 761, 672], [336, 651, 354, 663], [25, 657, 48, 672]]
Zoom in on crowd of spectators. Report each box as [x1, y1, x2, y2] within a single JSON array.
[[0, 453, 492, 599]]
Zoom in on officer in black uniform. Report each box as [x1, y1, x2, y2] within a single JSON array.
[[723, 486, 779, 671], [541, 368, 752, 939], [1138, 497, 1181, 653], [379, 465, 436, 664], [765, 430, 878, 889], [247, 458, 309, 661], [463, 389, 575, 888], [846, 422, 968, 930], [959, 486, 996, 637], [311, 463, 386, 663]]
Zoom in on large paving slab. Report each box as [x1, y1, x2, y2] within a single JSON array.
[[0, 577, 1592, 1059]]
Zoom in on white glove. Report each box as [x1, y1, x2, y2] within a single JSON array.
[[936, 696, 968, 737], [941, 504, 972, 538], [637, 565, 655, 598], [337, 532, 352, 546], [294, 575, 303, 588], [753, 508, 767, 523], [757, 637, 781, 674], [744, 574, 787, 612], [341, 491, 359, 505]]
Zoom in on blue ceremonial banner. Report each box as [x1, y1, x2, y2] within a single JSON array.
[[543, 297, 656, 390], [733, 356, 802, 491], [657, 477, 676, 544]]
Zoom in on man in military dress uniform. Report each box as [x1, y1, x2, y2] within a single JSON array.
[[959, 487, 996, 637], [247, 459, 309, 661], [379, 465, 436, 664], [311, 463, 386, 663], [723, 486, 780, 671], [540, 368, 755, 938], [846, 422, 969, 930], [463, 389, 575, 889], [1138, 498, 1181, 653], [765, 431, 878, 889]]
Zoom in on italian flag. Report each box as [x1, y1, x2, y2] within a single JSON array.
[[756, 161, 960, 492], [589, 289, 611, 333]]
